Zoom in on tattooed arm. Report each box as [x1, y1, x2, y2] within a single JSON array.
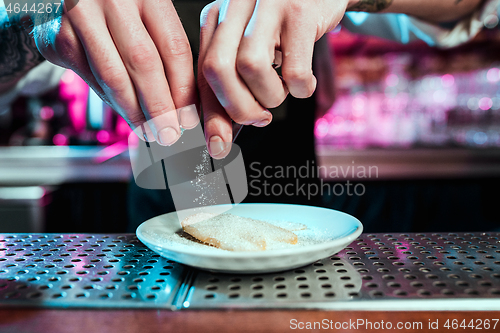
[[347, 0, 484, 23], [0, 18, 45, 94], [347, 0, 394, 12]]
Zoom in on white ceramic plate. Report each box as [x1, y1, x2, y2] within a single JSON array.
[[136, 203, 363, 274]]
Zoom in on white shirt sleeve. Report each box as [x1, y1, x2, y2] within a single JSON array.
[[0, 61, 66, 115], [342, 0, 500, 48]]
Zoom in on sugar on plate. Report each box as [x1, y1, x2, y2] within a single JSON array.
[[181, 213, 306, 251]]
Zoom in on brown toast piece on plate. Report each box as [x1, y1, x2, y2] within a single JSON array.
[[181, 213, 298, 251]]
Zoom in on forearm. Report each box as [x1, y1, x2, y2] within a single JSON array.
[[0, 17, 45, 94], [347, 0, 484, 23]]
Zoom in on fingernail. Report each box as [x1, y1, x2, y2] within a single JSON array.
[[158, 127, 179, 146], [180, 106, 199, 129], [253, 110, 272, 127], [209, 136, 226, 157], [253, 119, 271, 127]]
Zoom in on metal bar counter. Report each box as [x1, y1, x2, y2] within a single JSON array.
[[0, 232, 498, 332], [0, 146, 131, 186]]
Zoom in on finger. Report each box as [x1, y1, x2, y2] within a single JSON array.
[[281, 10, 317, 99], [236, 1, 288, 109], [104, 1, 181, 146], [53, 20, 109, 102], [66, 5, 151, 139], [142, 0, 199, 130], [202, 0, 272, 126], [62, 23, 155, 142], [199, 2, 232, 159], [200, 75, 233, 159], [37, 13, 155, 142]]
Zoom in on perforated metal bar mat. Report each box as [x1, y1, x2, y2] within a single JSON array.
[[0, 234, 187, 309], [186, 232, 500, 310], [0, 233, 499, 310]]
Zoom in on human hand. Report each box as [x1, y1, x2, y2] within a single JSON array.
[[198, 0, 349, 158], [32, 0, 199, 145]]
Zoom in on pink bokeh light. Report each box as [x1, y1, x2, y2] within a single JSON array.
[[385, 74, 399, 87], [53, 134, 68, 146], [487, 68, 500, 83], [441, 74, 455, 87], [116, 116, 132, 137], [315, 118, 330, 138], [94, 140, 129, 164], [96, 130, 110, 143], [479, 97, 493, 111], [40, 106, 54, 120], [59, 70, 89, 133]]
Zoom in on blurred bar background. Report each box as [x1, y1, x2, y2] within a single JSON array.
[[317, 24, 500, 179], [0, 69, 132, 233]]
